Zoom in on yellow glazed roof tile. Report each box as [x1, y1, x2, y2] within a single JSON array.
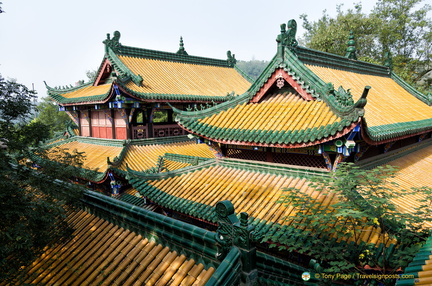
[[199, 92, 341, 131], [119, 141, 216, 172], [57, 83, 112, 100], [48, 141, 123, 173], [387, 144, 432, 228], [306, 65, 432, 127], [119, 55, 250, 97], [12, 210, 214, 286], [145, 164, 391, 246]]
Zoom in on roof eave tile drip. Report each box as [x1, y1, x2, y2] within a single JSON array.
[[116, 45, 233, 68], [48, 86, 113, 105], [365, 118, 432, 142], [178, 119, 359, 147]]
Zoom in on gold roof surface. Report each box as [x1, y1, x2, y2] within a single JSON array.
[[49, 140, 123, 173], [119, 140, 216, 172], [389, 143, 432, 227], [10, 210, 214, 285], [119, 55, 251, 96], [199, 91, 340, 131], [57, 83, 112, 99], [307, 65, 432, 127], [145, 163, 390, 246]]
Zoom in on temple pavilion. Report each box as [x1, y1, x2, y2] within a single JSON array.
[[17, 19, 432, 285]]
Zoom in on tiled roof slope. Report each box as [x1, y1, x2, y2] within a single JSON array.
[[114, 137, 216, 173], [6, 209, 214, 286], [47, 31, 251, 105], [176, 90, 360, 147], [305, 63, 432, 142], [355, 139, 432, 228], [44, 136, 124, 182], [46, 82, 113, 105], [128, 158, 393, 247], [117, 54, 251, 101], [396, 234, 432, 285], [37, 135, 216, 182], [175, 20, 431, 145], [358, 140, 432, 229]]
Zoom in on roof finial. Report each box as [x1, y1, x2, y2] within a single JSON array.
[[345, 31, 357, 60], [276, 19, 298, 56], [227, 50, 237, 67], [176, 36, 188, 55], [103, 31, 121, 53]]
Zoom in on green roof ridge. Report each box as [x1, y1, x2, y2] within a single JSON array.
[[296, 46, 390, 77], [234, 64, 254, 83], [115, 44, 234, 68], [107, 48, 143, 86], [128, 135, 193, 146]]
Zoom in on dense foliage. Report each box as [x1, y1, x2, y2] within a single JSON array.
[[300, 0, 432, 93], [0, 75, 84, 281], [32, 96, 74, 138], [236, 60, 269, 80], [265, 163, 432, 285]]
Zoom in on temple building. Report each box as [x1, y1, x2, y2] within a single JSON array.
[[45, 32, 251, 140], [19, 19, 432, 285]]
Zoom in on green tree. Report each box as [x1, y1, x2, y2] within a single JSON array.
[[300, 0, 432, 92], [33, 96, 73, 138], [300, 4, 380, 63], [0, 74, 85, 281], [236, 59, 269, 80], [264, 163, 432, 285], [372, 0, 432, 90]]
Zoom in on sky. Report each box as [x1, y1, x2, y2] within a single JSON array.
[[0, 0, 379, 99]]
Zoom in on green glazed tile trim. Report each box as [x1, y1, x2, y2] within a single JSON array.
[[365, 119, 432, 142], [115, 44, 234, 68], [81, 190, 219, 268], [296, 46, 390, 77], [396, 234, 432, 285]]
